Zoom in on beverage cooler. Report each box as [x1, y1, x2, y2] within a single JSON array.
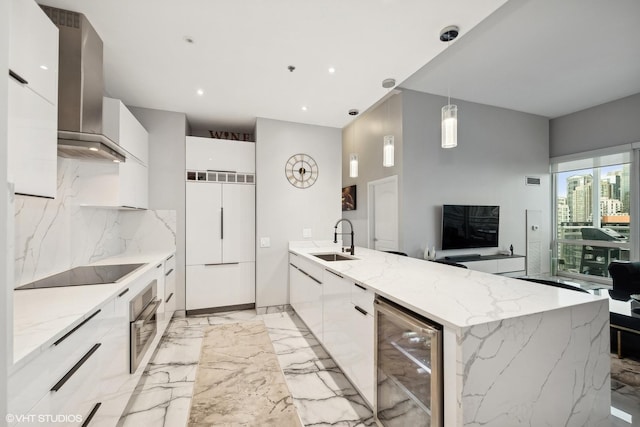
[[374, 297, 443, 427]]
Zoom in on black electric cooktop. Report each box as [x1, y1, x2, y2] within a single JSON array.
[[16, 263, 146, 290]]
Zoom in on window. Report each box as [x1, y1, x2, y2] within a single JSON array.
[[553, 161, 632, 280]]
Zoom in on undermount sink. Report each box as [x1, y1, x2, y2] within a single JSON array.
[[312, 253, 358, 262]]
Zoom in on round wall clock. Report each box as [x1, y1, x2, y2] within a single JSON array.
[[285, 153, 318, 188]]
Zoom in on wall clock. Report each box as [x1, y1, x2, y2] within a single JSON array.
[[285, 154, 318, 189]]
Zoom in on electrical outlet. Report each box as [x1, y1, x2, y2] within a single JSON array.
[[260, 237, 271, 248], [303, 228, 312, 238]]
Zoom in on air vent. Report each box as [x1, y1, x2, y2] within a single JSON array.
[[526, 176, 541, 186]]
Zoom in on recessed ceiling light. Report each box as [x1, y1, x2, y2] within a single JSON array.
[[348, 109, 359, 116], [40, 65, 48, 70], [89, 147, 99, 152], [302, 106, 308, 111], [197, 89, 204, 96], [328, 67, 336, 74], [113, 159, 121, 163]]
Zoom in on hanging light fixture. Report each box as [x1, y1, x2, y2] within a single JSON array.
[[382, 79, 396, 167], [349, 111, 359, 178], [440, 25, 459, 149]]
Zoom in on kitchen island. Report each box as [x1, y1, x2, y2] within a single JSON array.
[[289, 242, 611, 427]]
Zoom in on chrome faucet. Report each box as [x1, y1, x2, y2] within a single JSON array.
[[334, 218, 355, 256]]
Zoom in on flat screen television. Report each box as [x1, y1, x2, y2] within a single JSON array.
[[441, 205, 499, 250]]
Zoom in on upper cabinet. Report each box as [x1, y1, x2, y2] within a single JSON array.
[[103, 97, 149, 165], [9, 0, 59, 105], [186, 136, 255, 173], [76, 98, 149, 209], [8, 0, 59, 199]]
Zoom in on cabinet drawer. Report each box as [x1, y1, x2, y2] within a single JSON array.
[[9, 300, 114, 416], [24, 342, 103, 427], [186, 263, 255, 311], [351, 282, 374, 315], [497, 257, 525, 273], [290, 254, 323, 283]]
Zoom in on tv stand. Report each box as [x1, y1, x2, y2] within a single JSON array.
[[438, 254, 526, 276], [444, 254, 481, 262]]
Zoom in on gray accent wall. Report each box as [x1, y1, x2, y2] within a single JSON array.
[[255, 118, 341, 308], [550, 92, 640, 157], [342, 93, 403, 249], [401, 89, 550, 268], [130, 107, 188, 312]]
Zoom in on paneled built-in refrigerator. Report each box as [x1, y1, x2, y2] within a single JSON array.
[[185, 137, 255, 313]]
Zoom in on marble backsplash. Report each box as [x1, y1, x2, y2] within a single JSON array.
[[14, 158, 176, 287]]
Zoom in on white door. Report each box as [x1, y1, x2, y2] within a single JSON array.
[[186, 182, 222, 265], [368, 176, 399, 251], [222, 184, 255, 263], [526, 209, 542, 275]]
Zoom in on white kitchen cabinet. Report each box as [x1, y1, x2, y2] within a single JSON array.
[[8, 78, 58, 198], [322, 269, 352, 370], [9, 0, 59, 105], [185, 138, 255, 313], [103, 97, 149, 164], [76, 99, 149, 209], [186, 263, 255, 310], [348, 295, 374, 407], [8, 300, 114, 426], [163, 254, 177, 323], [8, 0, 58, 199], [289, 254, 323, 341], [186, 136, 255, 173], [320, 270, 374, 407]]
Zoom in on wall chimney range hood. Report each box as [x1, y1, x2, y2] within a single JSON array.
[[40, 6, 127, 163]]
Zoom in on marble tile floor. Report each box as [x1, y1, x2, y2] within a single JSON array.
[[119, 309, 640, 427]]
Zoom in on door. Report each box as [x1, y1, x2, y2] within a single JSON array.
[[368, 176, 399, 251], [222, 184, 255, 263], [186, 182, 222, 265], [526, 209, 542, 275]]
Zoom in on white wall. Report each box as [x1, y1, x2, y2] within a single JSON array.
[[342, 93, 403, 248], [550, 92, 640, 157], [130, 107, 187, 312], [2, 0, 11, 412], [255, 118, 341, 308], [401, 89, 551, 271]]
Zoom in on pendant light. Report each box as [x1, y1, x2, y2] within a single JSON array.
[[349, 110, 359, 178], [382, 79, 396, 167], [440, 26, 459, 149]]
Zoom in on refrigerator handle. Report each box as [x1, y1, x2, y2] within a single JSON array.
[[221, 207, 224, 239]]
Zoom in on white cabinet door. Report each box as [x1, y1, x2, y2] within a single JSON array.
[[186, 137, 255, 173], [8, 77, 57, 198], [349, 307, 375, 407], [289, 264, 304, 314], [186, 182, 222, 265], [301, 271, 323, 341], [322, 270, 351, 366], [222, 184, 255, 263], [9, 0, 59, 105], [186, 263, 254, 311], [103, 97, 149, 164]]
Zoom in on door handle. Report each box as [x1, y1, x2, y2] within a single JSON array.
[[221, 207, 224, 239]]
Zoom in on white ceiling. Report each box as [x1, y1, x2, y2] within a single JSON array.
[[401, 0, 640, 119], [34, 0, 640, 131], [35, 0, 508, 131]]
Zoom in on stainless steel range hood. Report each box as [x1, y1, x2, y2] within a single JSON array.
[[40, 6, 127, 163]]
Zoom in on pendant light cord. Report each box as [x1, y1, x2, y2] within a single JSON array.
[[447, 37, 451, 106]]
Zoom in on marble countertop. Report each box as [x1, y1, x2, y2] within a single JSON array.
[[13, 251, 175, 372], [289, 242, 606, 330]]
